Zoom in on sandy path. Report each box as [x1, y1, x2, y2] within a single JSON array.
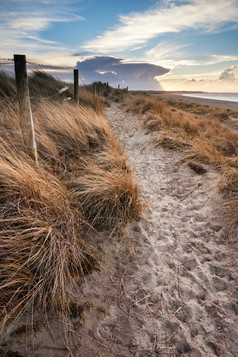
[[2, 103, 237, 357], [78, 103, 237, 357]]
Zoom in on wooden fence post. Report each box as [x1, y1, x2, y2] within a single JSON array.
[[118, 84, 120, 90], [14, 54, 38, 165], [74, 69, 79, 105]]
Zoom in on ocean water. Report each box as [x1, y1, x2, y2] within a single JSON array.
[[182, 92, 238, 103]]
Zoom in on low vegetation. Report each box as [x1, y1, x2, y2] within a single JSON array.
[[0, 71, 108, 113], [122, 93, 238, 229], [0, 72, 141, 329]]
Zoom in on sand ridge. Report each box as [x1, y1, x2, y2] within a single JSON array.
[[2, 103, 237, 356]]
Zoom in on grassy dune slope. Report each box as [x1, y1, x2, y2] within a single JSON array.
[[121, 93, 238, 229], [0, 73, 141, 329]]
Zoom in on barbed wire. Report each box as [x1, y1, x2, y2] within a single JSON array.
[[0, 57, 73, 70], [24, 61, 96, 94], [30, 86, 69, 100], [0, 88, 70, 104], [0, 56, 107, 96], [27, 60, 74, 71], [0, 58, 14, 62], [78, 74, 95, 93]]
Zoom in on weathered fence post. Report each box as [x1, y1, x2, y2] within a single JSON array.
[[74, 69, 79, 105], [14, 54, 38, 165], [118, 84, 120, 90], [94, 85, 97, 95]]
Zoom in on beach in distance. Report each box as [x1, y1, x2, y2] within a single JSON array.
[[151, 91, 238, 111]]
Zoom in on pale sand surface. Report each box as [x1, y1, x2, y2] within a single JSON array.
[[2, 103, 238, 356], [153, 93, 238, 111]]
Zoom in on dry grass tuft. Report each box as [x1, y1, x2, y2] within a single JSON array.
[[0, 141, 92, 328], [78, 88, 109, 113], [71, 159, 141, 230], [0, 72, 16, 99]]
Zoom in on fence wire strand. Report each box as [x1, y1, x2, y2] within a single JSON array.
[[0, 56, 107, 99], [0, 58, 14, 62]]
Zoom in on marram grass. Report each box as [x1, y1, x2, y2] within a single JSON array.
[[0, 95, 141, 329], [123, 93, 238, 229]]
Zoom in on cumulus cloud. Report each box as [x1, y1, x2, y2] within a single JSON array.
[[219, 65, 238, 81], [76, 56, 169, 90], [82, 0, 238, 53]]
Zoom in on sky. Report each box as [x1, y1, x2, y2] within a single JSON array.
[[0, 0, 238, 91]]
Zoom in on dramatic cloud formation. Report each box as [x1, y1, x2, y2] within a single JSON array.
[[1, 0, 237, 92], [76, 56, 169, 89], [82, 0, 238, 53]]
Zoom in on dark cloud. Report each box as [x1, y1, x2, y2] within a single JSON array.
[[76, 56, 169, 90], [72, 52, 94, 57]]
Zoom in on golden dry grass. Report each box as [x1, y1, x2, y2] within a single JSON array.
[[0, 142, 91, 326], [77, 87, 109, 113], [163, 97, 238, 124], [0, 71, 108, 114], [0, 93, 141, 329], [123, 93, 238, 228]]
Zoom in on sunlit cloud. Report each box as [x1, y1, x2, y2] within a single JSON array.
[[219, 65, 238, 81], [158, 65, 238, 92], [82, 0, 238, 53], [157, 55, 238, 70]]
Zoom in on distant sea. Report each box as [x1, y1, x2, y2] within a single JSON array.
[[182, 92, 238, 103]]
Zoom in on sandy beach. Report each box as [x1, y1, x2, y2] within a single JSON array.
[[153, 93, 238, 111]]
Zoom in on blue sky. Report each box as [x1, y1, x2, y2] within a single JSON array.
[[0, 0, 238, 91]]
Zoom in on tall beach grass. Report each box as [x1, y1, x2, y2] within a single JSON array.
[[0, 73, 142, 329]]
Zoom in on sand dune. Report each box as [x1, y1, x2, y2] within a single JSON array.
[[2, 103, 237, 357]]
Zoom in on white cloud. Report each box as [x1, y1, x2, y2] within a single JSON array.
[[145, 42, 187, 65], [82, 0, 238, 53], [157, 55, 238, 70], [9, 17, 54, 31], [158, 64, 238, 92], [125, 40, 238, 70], [219, 65, 238, 81], [0, 1, 84, 58]]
